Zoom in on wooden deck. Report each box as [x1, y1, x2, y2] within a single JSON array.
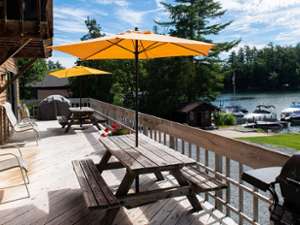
[[0, 121, 236, 225]]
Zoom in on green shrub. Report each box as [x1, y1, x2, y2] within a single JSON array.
[[214, 112, 236, 126]]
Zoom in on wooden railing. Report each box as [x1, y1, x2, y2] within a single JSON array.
[[89, 98, 290, 225]]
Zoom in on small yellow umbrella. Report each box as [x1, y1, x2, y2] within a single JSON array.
[[50, 29, 214, 146], [49, 66, 111, 108]]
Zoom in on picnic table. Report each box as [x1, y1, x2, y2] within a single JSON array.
[[72, 134, 226, 225], [59, 107, 106, 133]]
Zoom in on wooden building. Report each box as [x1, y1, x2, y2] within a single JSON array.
[[176, 101, 219, 129], [30, 74, 70, 99], [0, 0, 53, 144], [0, 0, 53, 61], [0, 59, 18, 144]]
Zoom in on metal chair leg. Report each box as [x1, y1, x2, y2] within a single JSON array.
[[19, 167, 30, 198], [21, 168, 30, 184], [33, 129, 39, 145]]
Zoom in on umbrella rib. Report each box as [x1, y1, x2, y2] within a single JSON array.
[[139, 41, 149, 59], [171, 43, 208, 56], [83, 39, 124, 60], [139, 42, 168, 54], [107, 40, 135, 54]]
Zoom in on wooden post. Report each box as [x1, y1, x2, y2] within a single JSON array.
[[0, 40, 31, 67], [215, 153, 223, 211], [169, 135, 175, 149]]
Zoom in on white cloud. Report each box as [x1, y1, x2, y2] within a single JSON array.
[[218, 0, 300, 13], [54, 6, 107, 34], [115, 7, 160, 27], [218, 0, 300, 46], [95, 0, 128, 7], [116, 8, 145, 26]]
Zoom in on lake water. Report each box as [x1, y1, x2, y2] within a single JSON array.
[[214, 91, 300, 132], [215, 91, 300, 117]]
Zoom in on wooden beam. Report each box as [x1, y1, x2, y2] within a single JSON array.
[[0, 39, 31, 67], [0, 57, 37, 94], [36, 0, 41, 33]]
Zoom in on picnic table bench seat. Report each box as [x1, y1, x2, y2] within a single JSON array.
[[72, 159, 120, 209], [57, 116, 69, 128], [181, 165, 227, 193], [72, 159, 120, 225]]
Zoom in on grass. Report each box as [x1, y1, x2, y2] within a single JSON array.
[[239, 133, 300, 151]]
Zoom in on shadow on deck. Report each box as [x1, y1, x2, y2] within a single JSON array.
[[0, 121, 236, 225]]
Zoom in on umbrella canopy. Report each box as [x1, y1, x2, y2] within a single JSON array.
[[50, 29, 214, 146], [49, 65, 111, 78], [49, 66, 111, 108], [51, 30, 213, 60]]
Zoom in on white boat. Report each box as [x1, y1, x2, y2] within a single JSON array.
[[281, 102, 300, 122], [243, 105, 277, 122]]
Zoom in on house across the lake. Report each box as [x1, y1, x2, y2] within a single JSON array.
[[176, 101, 219, 128], [30, 74, 70, 99]]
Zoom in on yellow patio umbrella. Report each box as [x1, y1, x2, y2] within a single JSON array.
[[49, 66, 111, 108], [50, 28, 214, 146]]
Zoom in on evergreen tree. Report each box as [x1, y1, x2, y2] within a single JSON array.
[[81, 17, 105, 41], [141, 0, 238, 118], [224, 43, 300, 92], [70, 17, 139, 106], [47, 60, 64, 71]]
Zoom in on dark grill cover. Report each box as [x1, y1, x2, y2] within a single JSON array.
[[38, 95, 71, 120], [277, 153, 300, 212]]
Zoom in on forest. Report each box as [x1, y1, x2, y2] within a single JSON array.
[[223, 43, 300, 92]]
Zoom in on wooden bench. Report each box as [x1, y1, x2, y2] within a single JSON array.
[[72, 159, 120, 225], [181, 165, 227, 193]]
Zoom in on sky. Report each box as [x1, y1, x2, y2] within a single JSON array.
[[50, 0, 300, 67]]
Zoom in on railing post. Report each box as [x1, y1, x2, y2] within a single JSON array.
[[215, 153, 223, 211], [143, 125, 148, 136], [169, 135, 175, 149], [225, 157, 231, 217], [238, 163, 244, 225]]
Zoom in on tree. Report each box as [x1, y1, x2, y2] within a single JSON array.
[[18, 58, 48, 99], [70, 17, 138, 106], [81, 17, 104, 41], [47, 60, 64, 71], [223, 42, 300, 92], [140, 0, 239, 118]]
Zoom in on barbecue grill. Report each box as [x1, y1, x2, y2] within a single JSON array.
[[242, 154, 300, 225]]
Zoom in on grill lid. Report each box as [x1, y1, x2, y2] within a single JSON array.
[[277, 153, 300, 211]]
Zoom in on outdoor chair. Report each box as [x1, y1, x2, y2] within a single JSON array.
[[2, 102, 39, 145], [0, 144, 30, 201], [18, 103, 37, 126]]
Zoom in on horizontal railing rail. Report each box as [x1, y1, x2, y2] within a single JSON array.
[[89, 98, 291, 225]]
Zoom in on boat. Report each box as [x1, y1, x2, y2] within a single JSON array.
[[243, 105, 277, 122], [280, 102, 300, 123], [223, 105, 248, 118], [243, 121, 288, 131]]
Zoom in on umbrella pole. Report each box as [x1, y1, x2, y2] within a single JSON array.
[[80, 77, 82, 109], [135, 39, 139, 147]]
